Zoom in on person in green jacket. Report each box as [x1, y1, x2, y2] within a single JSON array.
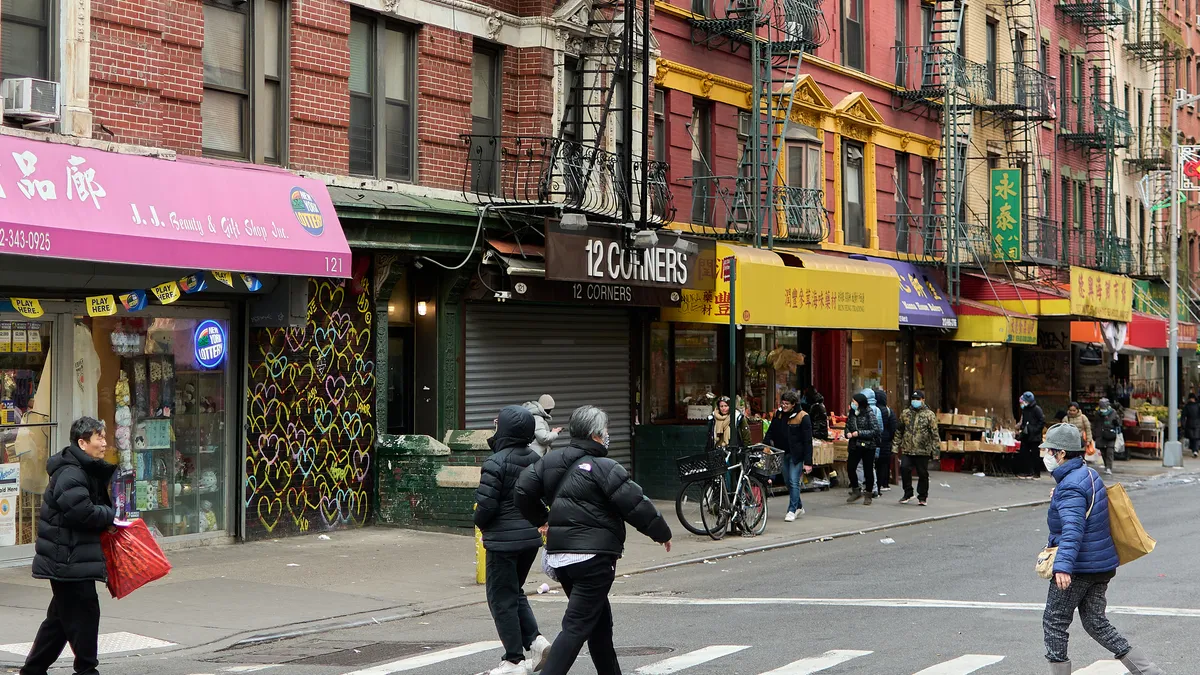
[[895, 390, 940, 506]]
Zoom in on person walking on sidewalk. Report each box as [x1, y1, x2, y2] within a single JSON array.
[[846, 392, 879, 506], [1182, 393, 1200, 457], [1062, 402, 1093, 448], [1093, 398, 1121, 476], [22, 417, 117, 675], [1019, 392, 1046, 478], [1040, 423, 1166, 675], [808, 390, 830, 441], [515, 405, 672, 675], [523, 394, 561, 457], [763, 391, 813, 522], [874, 388, 896, 494], [706, 396, 750, 452], [895, 390, 939, 506], [474, 405, 552, 675]]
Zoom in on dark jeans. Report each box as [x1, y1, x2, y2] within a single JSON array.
[[1096, 443, 1115, 471], [847, 444, 875, 494], [542, 555, 620, 675], [782, 454, 803, 512], [1043, 575, 1131, 663], [900, 454, 930, 501], [1019, 439, 1043, 477], [875, 450, 893, 489], [485, 548, 541, 663], [21, 580, 101, 675]]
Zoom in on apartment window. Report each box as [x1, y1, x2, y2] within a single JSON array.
[[986, 20, 998, 100], [786, 127, 822, 190], [895, 151, 911, 252], [562, 57, 582, 144], [843, 141, 866, 246], [202, 0, 288, 162], [843, 0, 864, 71], [1073, 181, 1085, 231], [921, 4, 934, 47], [1061, 177, 1071, 236], [2, 0, 52, 81], [1125, 197, 1133, 242], [1059, 51, 1069, 127], [956, 6, 966, 56], [691, 102, 713, 224], [1188, 56, 1195, 99], [469, 44, 501, 193], [895, 0, 908, 86], [1138, 91, 1145, 149], [1040, 40, 1049, 75], [1124, 85, 1131, 120], [1072, 57, 1084, 128], [692, 0, 710, 15], [1042, 170, 1052, 219], [1140, 206, 1147, 270], [350, 15, 416, 181], [653, 89, 666, 162]]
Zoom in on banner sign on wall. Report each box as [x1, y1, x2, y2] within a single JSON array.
[[990, 168, 1022, 262], [0, 463, 19, 547]]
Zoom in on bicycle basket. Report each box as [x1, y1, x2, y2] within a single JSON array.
[[749, 449, 784, 478], [676, 449, 727, 481]]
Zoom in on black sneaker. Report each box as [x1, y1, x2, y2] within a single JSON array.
[[899, 495, 915, 504], [846, 490, 862, 503], [918, 500, 927, 506]]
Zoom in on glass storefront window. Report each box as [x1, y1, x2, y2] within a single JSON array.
[[674, 325, 720, 420], [648, 323, 671, 422], [850, 330, 902, 412], [76, 316, 228, 538], [0, 319, 53, 548], [743, 329, 801, 418]]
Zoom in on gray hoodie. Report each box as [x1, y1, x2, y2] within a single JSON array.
[[522, 400, 558, 456]]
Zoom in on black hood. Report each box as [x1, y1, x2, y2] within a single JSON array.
[[875, 389, 888, 407], [568, 437, 610, 458], [47, 444, 116, 479], [490, 405, 536, 451], [852, 393, 869, 409], [811, 392, 824, 405]]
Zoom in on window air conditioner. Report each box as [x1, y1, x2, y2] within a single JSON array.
[[1, 78, 60, 122]]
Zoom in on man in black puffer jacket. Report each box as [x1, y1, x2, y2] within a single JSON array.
[[474, 405, 550, 675], [23, 417, 117, 675], [516, 405, 671, 675]]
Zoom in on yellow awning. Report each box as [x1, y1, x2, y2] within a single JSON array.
[[662, 244, 900, 329], [947, 300, 1038, 344]]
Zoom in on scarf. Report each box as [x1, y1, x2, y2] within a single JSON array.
[[713, 411, 732, 447]]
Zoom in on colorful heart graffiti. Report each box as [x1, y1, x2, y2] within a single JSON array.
[[244, 259, 375, 539]]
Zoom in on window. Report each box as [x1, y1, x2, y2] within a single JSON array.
[[842, 0, 864, 71], [921, 4, 934, 47], [1074, 181, 1085, 231], [786, 127, 822, 190], [1125, 197, 1133, 242], [691, 102, 712, 224], [647, 322, 723, 422], [468, 44, 500, 193], [895, 0, 908, 86], [1061, 177, 1071, 237], [986, 20, 998, 100], [1138, 91, 1145, 149], [1041, 170, 1051, 218], [922, 157, 936, 215], [843, 141, 865, 246], [1072, 57, 1084, 128], [1139, 206, 1147, 270], [202, 0, 288, 162], [1188, 56, 1194, 100], [2, 0, 52, 81], [986, 154, 999, 215], [895, 151, 911, 252], [1040, 40, 1049, 75], [653, 89, 666, 162], [691, 0, 710, 15], [1059, 51, 1069, 127], [350, 14, 416, 181], [562, 57, 582, 144]]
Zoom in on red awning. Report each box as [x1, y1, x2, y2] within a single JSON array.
[[1072, 313, 1197, 350]]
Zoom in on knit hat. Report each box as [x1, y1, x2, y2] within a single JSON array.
[[1020, 391, 1036, 404], [538, 394, 555, 411], [911, 390, 925, 400], [1099, 397, 1111, 407], [1040, 422, 1082, 453]]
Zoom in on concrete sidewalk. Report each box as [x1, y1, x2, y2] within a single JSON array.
[[0, 458, 1184, 666]]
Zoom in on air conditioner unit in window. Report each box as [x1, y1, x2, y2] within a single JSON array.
[[2, 78, 60, 123]]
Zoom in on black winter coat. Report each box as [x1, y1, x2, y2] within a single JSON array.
[[1183, 401, 1200, 440], [515, 438, 671, 557], [875, 391, 896, 453], [33, 445, 117, 582], [1020, 404, 1046, 444], [846, 405, 879, 453], [474, 406, 543, 553], [809, 396, 830, 441], [763, 408, 813, 464]]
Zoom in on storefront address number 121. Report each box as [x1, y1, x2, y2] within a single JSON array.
[[325, 256, 344, 274]]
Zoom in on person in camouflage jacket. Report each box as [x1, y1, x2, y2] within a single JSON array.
[[895, 390, 939, 506]]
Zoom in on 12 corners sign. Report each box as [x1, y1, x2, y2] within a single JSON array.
[[545, 222, 716, 290]]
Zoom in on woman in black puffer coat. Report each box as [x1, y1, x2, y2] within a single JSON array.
[[24, 417, 117, 675]]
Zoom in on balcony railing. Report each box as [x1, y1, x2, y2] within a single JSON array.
[[678, 175, 827, 242], [772, 186, 828, 243], [1023, 216, 1063, 265], [688, 0, 829, 52], [1058, 0, 1132, 26], [1126, 9, 1184, 61], [889, 213, 945, 264], [1059, 98, 1133, 148], [895, 46, 993, 106], [460, 135, 673, 223], [1125, 126, 1170, 170]]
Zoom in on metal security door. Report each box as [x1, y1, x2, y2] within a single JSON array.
[[465, 305, 634, 466]]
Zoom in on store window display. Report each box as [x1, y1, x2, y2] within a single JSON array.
[[743, 329, 803, 417], [850, 331, 902, 411], [0, 321, 53, 549], [647, 322, 723, 421], [75, 316, 228, 538]]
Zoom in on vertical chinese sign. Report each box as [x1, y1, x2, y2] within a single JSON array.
[[990, 168, 1021, 262]]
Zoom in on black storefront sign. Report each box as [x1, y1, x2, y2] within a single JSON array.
[[467, 273, 681, 307], [544, 222, 716, 291]]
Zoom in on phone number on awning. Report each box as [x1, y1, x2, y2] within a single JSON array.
[[0, 227, 51, 252]]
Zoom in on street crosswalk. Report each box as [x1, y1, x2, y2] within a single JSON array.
[[201, 641, 1136, 675]]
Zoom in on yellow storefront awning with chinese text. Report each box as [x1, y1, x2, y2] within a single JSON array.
[[947, 300, 1038, 344], [661, 244, 900, 329], [1069, 266, 1134, 323]]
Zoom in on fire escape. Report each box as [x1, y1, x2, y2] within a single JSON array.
[[460, 0, 674, 227], [893, 0, 984, 301], [1056, 0, 1133, 275], [684, 0, 829, 245]]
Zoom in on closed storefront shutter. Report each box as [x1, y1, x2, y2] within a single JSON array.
[[465, 304, 634, 467]]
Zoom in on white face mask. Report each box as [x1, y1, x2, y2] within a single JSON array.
[[1043, 453, 1060, 472], [601, 430, 610, 448]]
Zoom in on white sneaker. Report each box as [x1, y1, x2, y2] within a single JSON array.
[[784, 511, 796, 522], [795, 508, 805, 516], [528, 635, 551, 672], [1105, 468, 1113, 476], [488, 660, 532, 675]]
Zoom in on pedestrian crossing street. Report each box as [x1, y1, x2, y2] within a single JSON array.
[[196, 641, 1137, 675]]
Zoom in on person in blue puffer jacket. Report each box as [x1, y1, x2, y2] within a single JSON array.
[[1039, 423, 1165, 675]]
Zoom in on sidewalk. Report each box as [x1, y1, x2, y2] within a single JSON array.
[[0, 459, 1183, 665]]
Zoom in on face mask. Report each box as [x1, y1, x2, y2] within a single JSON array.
[[851, 402, 859, 412], [1100, 406, 1110, 412], [911, 400, 923, 409], [601, 431, 610, 448], [1043, 453, 1060, 472], [1020, 401, 1027, 408]]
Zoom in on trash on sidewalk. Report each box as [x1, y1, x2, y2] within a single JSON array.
[[538, 583, 550, 594], [880, 537, 895, 545], [940, 483, 952, 489], [286, 563, 300, 567], [973, 472, 986, 477], [997, 508, 1008, 512], [318, 534, 331, 541]]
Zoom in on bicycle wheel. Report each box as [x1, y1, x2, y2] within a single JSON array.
[[675, 478, 717, 536], [700, 475, 730, 540], [740, 475, 769, 535]]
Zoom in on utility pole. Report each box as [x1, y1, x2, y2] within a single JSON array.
[[1166, 90, 1200, 467]]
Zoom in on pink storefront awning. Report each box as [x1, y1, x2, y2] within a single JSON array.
[[0, 134, 350, 278]]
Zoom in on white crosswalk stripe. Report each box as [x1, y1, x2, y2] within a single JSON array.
[[911, 654, 1005, 674], [1072, 661, 1129, 674], [633, 645, 751, 674], [339, 641, 502, 675], [757, 649, 874, 674]]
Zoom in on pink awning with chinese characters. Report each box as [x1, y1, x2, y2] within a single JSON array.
[[0, 134, 350, 277]]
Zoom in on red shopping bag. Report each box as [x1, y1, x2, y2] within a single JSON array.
[[101, 519, 172, 599]]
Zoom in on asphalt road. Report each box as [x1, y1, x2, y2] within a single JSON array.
[[11, 475, 1198, 675]]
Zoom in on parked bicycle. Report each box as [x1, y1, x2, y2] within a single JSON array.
[[674, 444, 782, 540]]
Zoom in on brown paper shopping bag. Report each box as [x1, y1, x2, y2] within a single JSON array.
[[1107, 483, 1156, 566]]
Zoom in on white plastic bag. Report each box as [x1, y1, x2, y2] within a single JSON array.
[[1115, 432, 1125, 456]]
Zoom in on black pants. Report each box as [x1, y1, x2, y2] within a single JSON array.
[[1020, 439, 1042, 477], [21, 580, 101, 675], [485, 548, 541, 663], [542, 555, 620, 675], [875, 450, 893, 489], [900, 454, 930, 501], [847, 444, 875, 494]]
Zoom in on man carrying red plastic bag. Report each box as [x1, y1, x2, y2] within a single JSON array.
[[21, 417, 170, 675]]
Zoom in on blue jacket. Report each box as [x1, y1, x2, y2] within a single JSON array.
[[1047, 457, 1119, 575], [862, 388, 884, 433]]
